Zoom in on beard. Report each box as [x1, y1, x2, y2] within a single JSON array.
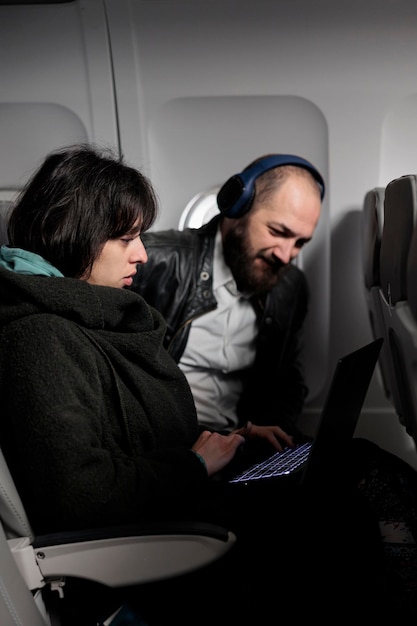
[[222, 220, 289, 295]]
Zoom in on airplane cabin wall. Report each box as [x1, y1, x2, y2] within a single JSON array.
[[1, 0, 417, 467], [0, 0, 118, 194]]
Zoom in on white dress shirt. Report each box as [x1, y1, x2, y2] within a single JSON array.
[[179, 227, 257, 431]]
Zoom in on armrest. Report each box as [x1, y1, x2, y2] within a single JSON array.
[[10, 521, 237, 589]]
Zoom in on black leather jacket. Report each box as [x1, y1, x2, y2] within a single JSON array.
[[131, 216, 309, 434]]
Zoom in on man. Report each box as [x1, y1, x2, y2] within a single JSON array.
[[131, 154, 324, 437]]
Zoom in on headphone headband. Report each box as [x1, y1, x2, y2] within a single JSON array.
[[217, 154, 325, 218]]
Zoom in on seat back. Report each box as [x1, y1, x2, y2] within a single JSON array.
[[0, 200, 10, 245], [0, 447, 34, 541], [407, 189, 417, 323], [362, 187, 385, 294], [361, 187, 392, 398], [379, 174, 417, 445], [380, 176, 416, 307], [0, 519, 48, 626], [0, 448, 48, 624]]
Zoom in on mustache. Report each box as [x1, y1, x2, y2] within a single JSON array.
[[260, 254, 290, 273]]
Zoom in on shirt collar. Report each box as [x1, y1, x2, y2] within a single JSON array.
[[213, 226, 236, 292]]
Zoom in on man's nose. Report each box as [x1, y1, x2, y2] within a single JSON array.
[[272, 241, 298, 265]]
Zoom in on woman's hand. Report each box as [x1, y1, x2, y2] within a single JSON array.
[[234, 421, 294, 452], [192, 430, 245, 477]]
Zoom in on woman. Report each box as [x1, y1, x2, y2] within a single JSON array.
[[0, 145, 294, 531], [0, 145, 407, 624]]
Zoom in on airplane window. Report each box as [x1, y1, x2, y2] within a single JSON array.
[[178, 187, 220, 230]]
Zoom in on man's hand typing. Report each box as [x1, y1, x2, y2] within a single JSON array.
[[233, 420, 294, 451]]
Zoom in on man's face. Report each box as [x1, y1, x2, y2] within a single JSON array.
[[222, 173, 321, 294]]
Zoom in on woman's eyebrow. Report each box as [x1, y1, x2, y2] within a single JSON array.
[[125, 224, 142, 236]]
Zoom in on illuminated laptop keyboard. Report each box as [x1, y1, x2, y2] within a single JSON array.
[[229, 441, 312, 483]]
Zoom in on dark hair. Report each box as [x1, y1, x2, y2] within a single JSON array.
[[7, 144, 158, 278]]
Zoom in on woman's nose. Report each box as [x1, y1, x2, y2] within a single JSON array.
[[133, 237, 148, 264]]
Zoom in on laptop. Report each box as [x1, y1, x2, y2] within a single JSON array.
[[226, 337, 383, 488]]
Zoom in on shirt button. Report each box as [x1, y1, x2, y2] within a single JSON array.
[[202, 289, 211, 299], [200, 271, 210, 281]]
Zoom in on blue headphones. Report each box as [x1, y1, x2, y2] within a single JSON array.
[[216, 154, 325, 219]]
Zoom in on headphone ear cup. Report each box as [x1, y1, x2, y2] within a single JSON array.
[[217, 174, 255, 218]]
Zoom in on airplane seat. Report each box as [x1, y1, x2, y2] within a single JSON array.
[[0, 349, 236, 622], [361, 187, 392, 399], [0, 199, 11, 245], [0, 517, 49, 626], [379, 174, 417, 446], [408, 201, 417, 322], [0, 446, 49, 625], [0, 441, 236, 624]]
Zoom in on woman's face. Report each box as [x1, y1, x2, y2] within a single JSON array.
[[85, 225, 148, 288]]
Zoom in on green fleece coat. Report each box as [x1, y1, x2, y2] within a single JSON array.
[[0, 266, 207, 534]]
